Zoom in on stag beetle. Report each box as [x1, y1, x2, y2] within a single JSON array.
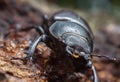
[[18, 11, 99, 82]]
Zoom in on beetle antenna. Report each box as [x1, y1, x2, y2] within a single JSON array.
[[92, 54, 117, 61]]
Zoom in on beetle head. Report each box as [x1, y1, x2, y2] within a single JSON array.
[[66, 45, 91, 60]]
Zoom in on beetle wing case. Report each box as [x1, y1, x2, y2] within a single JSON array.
[[49, 10, 94, 40], [49, 21, 93, 54]]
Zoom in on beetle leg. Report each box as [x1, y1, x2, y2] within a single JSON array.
[[25, 34, 47, 59], [11, 35, 44, 62], [20, 25, 45, 34], [26, 36, 42, 58], [5, 25, 45, 38], [20, 25, 46, 58], [87, 60, 100, 82], [91, 64, 100, 82]]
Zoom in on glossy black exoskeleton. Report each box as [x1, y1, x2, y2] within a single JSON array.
[[19, 11, 99, 82]]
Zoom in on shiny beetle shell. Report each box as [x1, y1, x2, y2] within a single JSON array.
[[49, 11, 93, 54]]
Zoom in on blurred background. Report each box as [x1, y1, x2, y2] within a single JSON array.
[[0, 0, 120, 82], [28, 0, 120, 31]]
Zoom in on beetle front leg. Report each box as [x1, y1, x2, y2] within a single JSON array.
[[91, 64, 100, 82], [25, 34, 47, 60], [87, 60, 100, 82]]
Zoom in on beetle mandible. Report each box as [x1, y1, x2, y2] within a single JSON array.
[[21, 10, 99, 82]]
